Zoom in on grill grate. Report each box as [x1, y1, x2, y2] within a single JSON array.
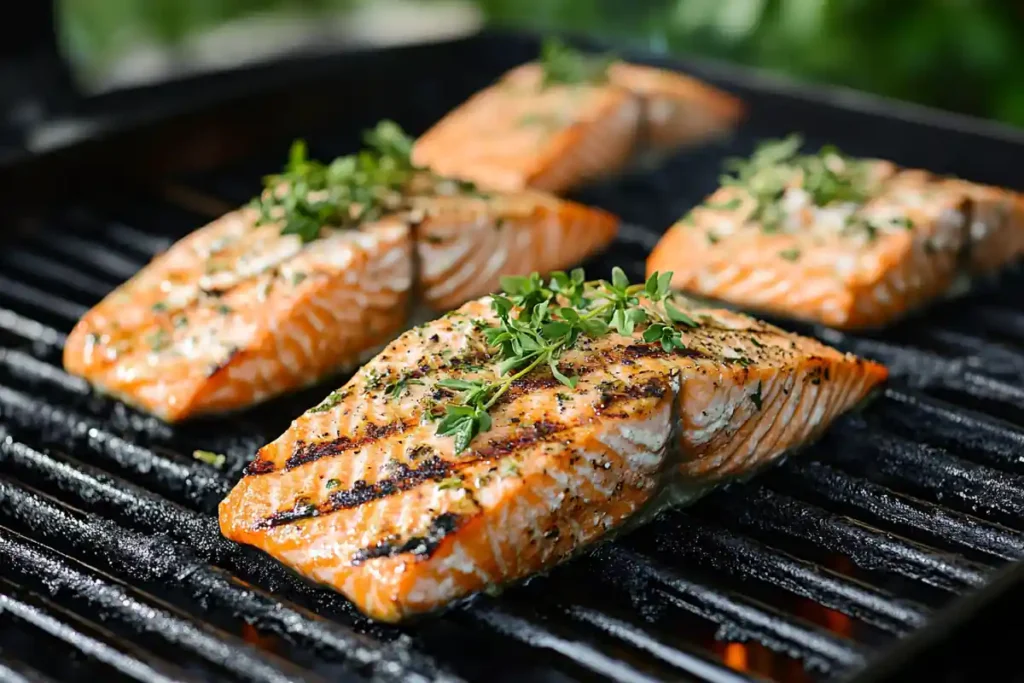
[[2, 33, 1024, 683]]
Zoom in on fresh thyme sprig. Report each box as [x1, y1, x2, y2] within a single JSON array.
[[538, 37, 616, 88], [251, 121, 482, 243], [720, 134, 874, 234], [435, 267, 697, 453]]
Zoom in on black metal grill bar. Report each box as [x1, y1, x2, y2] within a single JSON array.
[[0, 661, 57, 683], [0, 582, 186, 683], [0, 349, 91, 399], [963, 305, 1024, 342], [60, 211, 174, 259], [818, 335, 1024, 412], [0, 386, 230, 509], [590, 546, 866, 673], [0, 310, 65, 358], [0, 252, 114, 302], [824, 430, 1024, 529], [779, 460, 1024, 563], [465, 604, 691, 683], [920, 328, 1024, 373], [0, 524, 316, 683], [630, 510, 928, 634], [0, 476, 454, 683], [0, 278, 87, 326], [558, 605, 770, 683], [20, 233, 142, 282], [701, 488, 990, 593], [875, 389, 1024, 472]]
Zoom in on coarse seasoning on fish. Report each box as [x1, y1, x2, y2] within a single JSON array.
[[412, 38, 744, 195], [647, 134, 1024, 330], [219, 268, 887, 622], [63, 123, 618, 422]]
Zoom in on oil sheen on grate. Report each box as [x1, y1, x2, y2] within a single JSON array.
[[2, 57, 1024, 683]]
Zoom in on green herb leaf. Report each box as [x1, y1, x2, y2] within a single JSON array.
[[665, 300, 699, 328], [706, 198, 742, 210], [193, 450, 226, 468], [309, 389, 346, 413], [437, 477, 464, 491], [252, 121, 478, 244], [539, 37, 614, 88], [779, 247, 802, 261], [434, 268, 699, 454], [720, 133, 874, 235]]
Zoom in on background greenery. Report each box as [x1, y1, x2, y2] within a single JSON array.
[[58, 0, 1024, 127]]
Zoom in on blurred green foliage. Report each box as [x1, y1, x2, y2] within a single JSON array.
[[59, 0, 1024, 127]]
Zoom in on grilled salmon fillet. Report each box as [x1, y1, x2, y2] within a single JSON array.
[[647, 135, 1024, 329], [63, 125, 618, 422], [219, 274, 886, 622], [412, 39, 743, 195]]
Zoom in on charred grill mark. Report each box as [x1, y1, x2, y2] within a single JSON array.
[[475, 420, 566, 459], [259, 498, 317, 528], [243, 458, 276, 476], [285, 420, 407, 470], [258, 375, 673, 528], [596, 377, 669, 411], [616, 343, 707, 363], [257, 456, 453, 529], [351, 512, 464, 565]]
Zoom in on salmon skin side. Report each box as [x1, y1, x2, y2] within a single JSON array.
[[647, 137, 1024, 330], [63, 177, 617, 422], [412, 59, 744, 196], [218, 293, 887, 622]]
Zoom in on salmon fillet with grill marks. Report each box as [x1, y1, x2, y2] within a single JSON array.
[[64, 172, 617, 422], [218, 293, 886, 622], [412, 47, 743, 195], [647, 136, 1024, 330]]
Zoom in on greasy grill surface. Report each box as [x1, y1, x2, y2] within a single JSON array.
[[2, 34, 1024, 683]]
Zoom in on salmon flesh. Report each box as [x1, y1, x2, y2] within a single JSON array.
[[219, 289, 887, 622], [647, 137, 1024, 329], [64, 175, 617, 422], [412, 60, 743, 195]]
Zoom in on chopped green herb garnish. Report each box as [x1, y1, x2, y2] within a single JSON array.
[[721, 134, 873, 234], [387, 376, 424, 400], [539, 37, 615, 88], [151, 301, 168, 313], [436, 267, 699, 453], [146, 328, 171, 352], [325, 478, 340, 489], [750, 382, 763, 410], [706, 231, 721, 245], [216, 304, 232, 315], [706, 198, 742, 211], [499, 458, 520, 478], [251, 121, 481, 244], [309, 389, 346, 413], [193, 450, 226, 468], [437, 476, 464, 491], [779, 247, 801, 261], [291, 272, 308, 286]]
